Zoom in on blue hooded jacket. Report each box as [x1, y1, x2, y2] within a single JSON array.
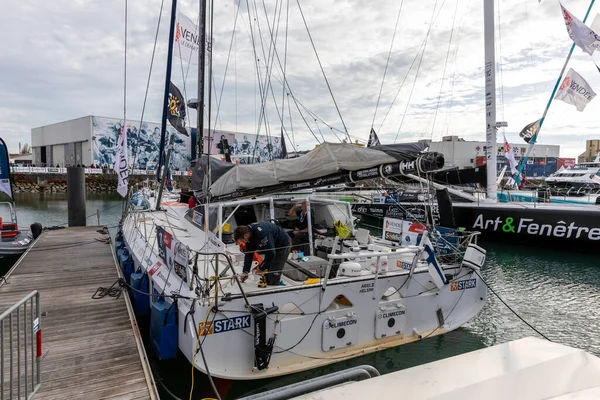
[[243, 222, 290, 273]]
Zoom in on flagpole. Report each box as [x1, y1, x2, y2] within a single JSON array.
[[157, 0, 178, 187], [515, 0, 596, 187]]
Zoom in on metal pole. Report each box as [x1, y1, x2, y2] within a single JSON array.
[[196, 0, 208, 157], [515, 0, 596, 187], [67, 167, 86, 226], [157, 0, 178, 182], [484, 0, 497, 200]]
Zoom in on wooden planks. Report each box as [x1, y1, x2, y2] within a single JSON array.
[[0, 227, 159, 400]]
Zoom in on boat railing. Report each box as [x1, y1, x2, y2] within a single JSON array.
[[0, 290, 42, 399]]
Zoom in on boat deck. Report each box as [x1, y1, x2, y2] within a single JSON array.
[[0, 226, 158, 400]]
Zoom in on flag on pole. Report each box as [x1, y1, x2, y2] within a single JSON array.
[[367, 128, 381, 147], [519, 119, 541, 143], [503, 135, 518, 175], [421, 232, 447, 290], [168, 82, 189, 136], [174, 11, 212, 65], [114, 122, 129, 197], [554, 68, 596, 111], [560, 3, 600, 55]]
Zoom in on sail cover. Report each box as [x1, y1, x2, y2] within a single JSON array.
[[0, 138, 13, 201], [193, 142, 430, 198]]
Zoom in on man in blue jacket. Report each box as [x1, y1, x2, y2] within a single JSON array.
[[234, 222, 291, 286]]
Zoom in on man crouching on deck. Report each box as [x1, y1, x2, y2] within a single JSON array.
[[234, 222, 291, 287]]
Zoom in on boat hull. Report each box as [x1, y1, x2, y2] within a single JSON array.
[[121, 210, 486, 380]]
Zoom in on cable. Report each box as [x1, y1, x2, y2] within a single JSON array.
[[371, 0, 404, 131], [296, 0, 351, 143], [474, 270, 551, 341]]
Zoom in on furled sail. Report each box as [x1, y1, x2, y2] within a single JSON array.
[[192, 142, 443, 200]]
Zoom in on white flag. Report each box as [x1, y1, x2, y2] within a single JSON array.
[[560, 4, 600, 55], [503, 135, 518, 175], [174, 11, 212, 65], [114, 122, 129, 197], [554, 68, 596, 111], [421, 232, 447, 290]]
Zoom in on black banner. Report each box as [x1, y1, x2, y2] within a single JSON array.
[[351, 203, 440, 225], [453, 203, 600, 248]]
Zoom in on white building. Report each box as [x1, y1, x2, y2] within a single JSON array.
[[426, 135, 560, 169], [31, 116, 92, 167], [31, 116, 191, 169]]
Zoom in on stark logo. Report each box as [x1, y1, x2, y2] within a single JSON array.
[[451, 279, 477, 291]]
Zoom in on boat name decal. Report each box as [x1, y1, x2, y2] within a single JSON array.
[[379, 310, 405, 319], [451, 279, 477, 291], [327, 319, 358, 329], [359, 282, 375, 293], [199, 315, 251, 336], [473, 214, 600, 240]]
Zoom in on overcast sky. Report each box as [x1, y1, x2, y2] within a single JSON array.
[[2, 0, 600, 158]]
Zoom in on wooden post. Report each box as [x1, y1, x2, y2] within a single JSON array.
[[67, 167, 86, 226]]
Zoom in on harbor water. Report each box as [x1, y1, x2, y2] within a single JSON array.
[[1, 193, 599, 399]]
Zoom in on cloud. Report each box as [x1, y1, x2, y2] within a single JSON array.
[[1, 0, 599, 159]]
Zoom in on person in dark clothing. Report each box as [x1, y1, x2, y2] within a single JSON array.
[[234, 222, 291, 286], [287, 200, 310, 253]]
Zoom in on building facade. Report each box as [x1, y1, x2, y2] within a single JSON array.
[[426, 136, 563, 177], [31, 116, 286, 169], [577, 139, 600, 163], [31, 116, 191, 169]]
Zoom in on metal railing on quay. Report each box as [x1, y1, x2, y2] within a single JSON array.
[[1, 291, 41, 400]]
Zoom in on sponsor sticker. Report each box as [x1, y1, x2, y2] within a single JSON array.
[[450, 279, 477, 291]]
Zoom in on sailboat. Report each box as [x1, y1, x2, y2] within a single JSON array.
[[115, 0, 488, 382]]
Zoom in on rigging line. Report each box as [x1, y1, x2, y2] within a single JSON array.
[[474, 270, 551, 341], [393, 0, 441, 143], [378, 0, 448, 135], [371, 0, 404, 131], [258, 0, 287, 159], [280, 0, 290, 145], [295, 0, 352, 142], [287, 94, 296, 151], [213, 0, 242, 134], [430, 0, 460, 139], [444, 0, 468, 136], [260, 63, 340, 139], [123, 0, 127, 165], [251, 0, 276, 141], [244, 0, 270, 146], [131, 0, 165, 173], [314, 119, 326, 142]]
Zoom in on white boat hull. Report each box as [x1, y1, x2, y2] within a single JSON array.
[[120, 198, 487, 380]]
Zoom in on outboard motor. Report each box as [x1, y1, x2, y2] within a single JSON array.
[[251, 303, 278, 370], [30, 222, 43, 239]]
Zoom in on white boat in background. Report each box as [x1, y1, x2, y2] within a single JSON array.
[[294, 337, 600, 400]]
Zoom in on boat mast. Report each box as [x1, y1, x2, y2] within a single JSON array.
[[484, 0, 497, 200], [196, 0, 208, 157], [157, 0, 179, 184]]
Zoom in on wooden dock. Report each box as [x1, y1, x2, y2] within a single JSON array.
[[0, 226, 159, 400]]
